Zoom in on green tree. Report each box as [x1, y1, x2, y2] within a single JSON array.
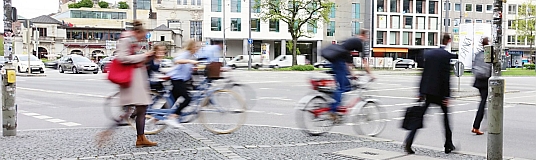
[[98, 1, 109, 8], [254, 0, 333, 66], [512, 2, 536, 62], [118, 1, 129, 9], [68, 0, 94, 8], [286, 40, 301, 55]]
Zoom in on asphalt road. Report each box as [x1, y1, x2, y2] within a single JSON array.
[[2, 68, 536, 159]]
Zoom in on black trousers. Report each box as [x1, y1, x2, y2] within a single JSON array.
[[405, 94, 453, 148], [473, 88, 488, 129], [171, 80, 191, 115]]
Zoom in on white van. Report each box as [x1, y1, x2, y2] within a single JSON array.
[[227, 55, 263, 69], [13, 54, 45, 73], [269, 55, 306, 68]]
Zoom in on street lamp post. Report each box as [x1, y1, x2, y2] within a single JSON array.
[[222, 0, 227, 66], [2, 0, 17, 137], [247, 0, 252, 70]]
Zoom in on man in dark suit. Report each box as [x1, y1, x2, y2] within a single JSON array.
[[404, 33, 455, 154]]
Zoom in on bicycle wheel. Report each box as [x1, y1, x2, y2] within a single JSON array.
[[351, 101, 387, 137], [143, 115, 168, 135], [223, 82, 257, 110], [198, 90, 247, 134], [295, 97, 334, 136], [103, 91, 135, 124]]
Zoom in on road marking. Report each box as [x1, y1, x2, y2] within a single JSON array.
[[19, 110, 83, 127], [47, 119, 66, 123], [259, 88, 271, 90], [18, 110, 28, 113], [33, 115, 53, 119], [22, 113, 40, 116], [18, 87, 107, 98], [468, 109, 478, 112], [59, 122, 82, 127]]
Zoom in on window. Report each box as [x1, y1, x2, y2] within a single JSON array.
[[389, 32, 399, 45], [476, 4, 483, 12], [378, 15, 387, 28], [183, 0, 187, 5], [508, 4, 516, 14], [211, 0, 222, 12], [353, 3, 360, 18], [403, 32, 411, 45], [231, 0, 241, 12], [269, 19, 279, 32], [37, 28, 47, 37], [508, 20, 513, 29], [190, 21, 202, 40], [454, 18, 460, 26], [404, 16, 412, 29], [443, 2, 450, 11], [70, 11, 126, 19], [308, 20, 318, 34], [454, 3, 461, 11], [443, 18, 450, 26], [391, 16, 400, 29], [197, 0, 201, 5], [136, 0, 151, 10], [416, 0, 423, 13], [415, 32, 424, 45], [486, 20, 492, 23], [191, 0, 201, 5], [351, 21, 360, 35], [327, 21, 335, 36], [428, 32, 437, 46], [231, 18, 241, 31], [507, 35, 515, 45], [465, 4, 473, 11], [377, 31, 386, 45], [429, 17, 438, 30], [378, 0, 385, 12], [465, 19, 472, 23], [475, 19, 483, 23], [330, 4, 336, 18], [251, 0, 260, 13], [160, 36, 165, 41], [429, 1, 437, 14], [403, 0, 412, 13], [416, 16, 425, 29], [211, 17, 221, 31], [390, 0, 398, 12], [157, 0, 162, 4], [486, 4, 493, 12], [251, 19, 260, 32]]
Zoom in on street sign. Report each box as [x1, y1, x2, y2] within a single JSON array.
[[248, 39, 253, 44], [106, 41, 117, 50], [146, 32, 151, 39], [454, 61, 464, 77]]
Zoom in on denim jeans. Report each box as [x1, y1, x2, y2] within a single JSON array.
[[330, 60, 351, 112]]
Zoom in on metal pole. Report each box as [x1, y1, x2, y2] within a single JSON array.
[[133, 0, 137, 20], [247, 0, 252, 70], [487, 0, 504, 159], [222, 0, 227, 66], [3, 0, 17, 137]]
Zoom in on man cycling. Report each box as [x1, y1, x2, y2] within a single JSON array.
[[321, 29, 373, 121]]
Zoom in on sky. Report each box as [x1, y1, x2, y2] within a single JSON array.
[[2, 0, 120, 31]]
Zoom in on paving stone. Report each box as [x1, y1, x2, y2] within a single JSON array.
[[333, 147, 405, 160]]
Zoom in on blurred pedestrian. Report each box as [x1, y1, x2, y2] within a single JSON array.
[[97, 20, 157, 148], [404, 33, 455, 154], [471, 37, 491, 135]]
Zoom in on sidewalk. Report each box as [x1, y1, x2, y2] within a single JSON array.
[[0, 124, 489, 160]]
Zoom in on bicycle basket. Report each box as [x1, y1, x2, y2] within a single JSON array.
[[309, 78, 336, 92], [205, 62, 222, 79]]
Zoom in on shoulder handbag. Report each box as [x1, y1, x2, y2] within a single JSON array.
[[401, 101, 426, 130], [107, 35, 138, 88]]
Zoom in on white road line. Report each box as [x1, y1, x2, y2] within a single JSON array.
[[468, 109, 478, 112], [33, 115, 53, 119], [22, 113, 40, 116], [18, 87, 106, 98], [452, 111, 467, 114], [392, 117, 404, 120], [259, 88, 271, 90], [394, 103, 410, 106], [59, 122, 82, 127], [266, 112, 285, 116], [392, 110, 405, 112], [47, 119, 67, 123], [18, 110, 28, 113], [381, 104, 395, 107]]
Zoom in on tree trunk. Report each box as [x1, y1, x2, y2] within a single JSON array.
[[292, 38, 298, 66]]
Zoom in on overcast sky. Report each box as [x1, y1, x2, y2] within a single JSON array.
[[2, 0, 120, 31]]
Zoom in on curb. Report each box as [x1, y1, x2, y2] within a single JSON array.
[[16, 73, 47, 77]]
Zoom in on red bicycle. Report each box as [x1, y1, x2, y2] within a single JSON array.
[[295, 71, 387, 136]]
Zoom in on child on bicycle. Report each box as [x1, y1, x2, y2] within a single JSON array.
[[164, 40, 201, 127], [147, 44, 168, 91]]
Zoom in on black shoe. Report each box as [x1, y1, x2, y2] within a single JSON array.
[[404, 144, 415, 154], [444, 146, 456, 154]]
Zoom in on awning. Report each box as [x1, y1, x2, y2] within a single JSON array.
[[373, 48, 408, 53]]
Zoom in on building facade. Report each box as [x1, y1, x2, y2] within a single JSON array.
[[372, 0, 443, 66], [14, 15, 66, 59], [504, 0, 536, 65], [322, 0, 366, 47], [202, 0, 325, 62]]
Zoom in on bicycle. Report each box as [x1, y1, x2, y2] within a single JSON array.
[[104, 61, 248, 134], [295, 70, 387, 137]]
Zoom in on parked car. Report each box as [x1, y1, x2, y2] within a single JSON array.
[[44, 59, 59, 69], [313, 60, 332, 68], [58, 55, 99, 74], [395, 58, 416, 69], [160, 59, 174, 68], [99, 56, 115, 73], [13, 54, 45, 73]]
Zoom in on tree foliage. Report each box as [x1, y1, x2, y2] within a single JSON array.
[[254, 0, 333, 65], [512, 2, 536, 56], [98, 1, 109, 8], [68, 0, 94, 8], [118, 1, 129, 9]]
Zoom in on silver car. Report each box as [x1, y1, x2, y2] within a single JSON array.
[[160, 59, 174, 68]]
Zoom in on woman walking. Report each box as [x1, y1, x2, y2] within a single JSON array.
[[97, 20, 157, 147], [471, 37, 492, 135]]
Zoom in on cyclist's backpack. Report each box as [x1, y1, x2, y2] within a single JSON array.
[[320, 44, 348, 63], [472, 51, 491, 79]]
